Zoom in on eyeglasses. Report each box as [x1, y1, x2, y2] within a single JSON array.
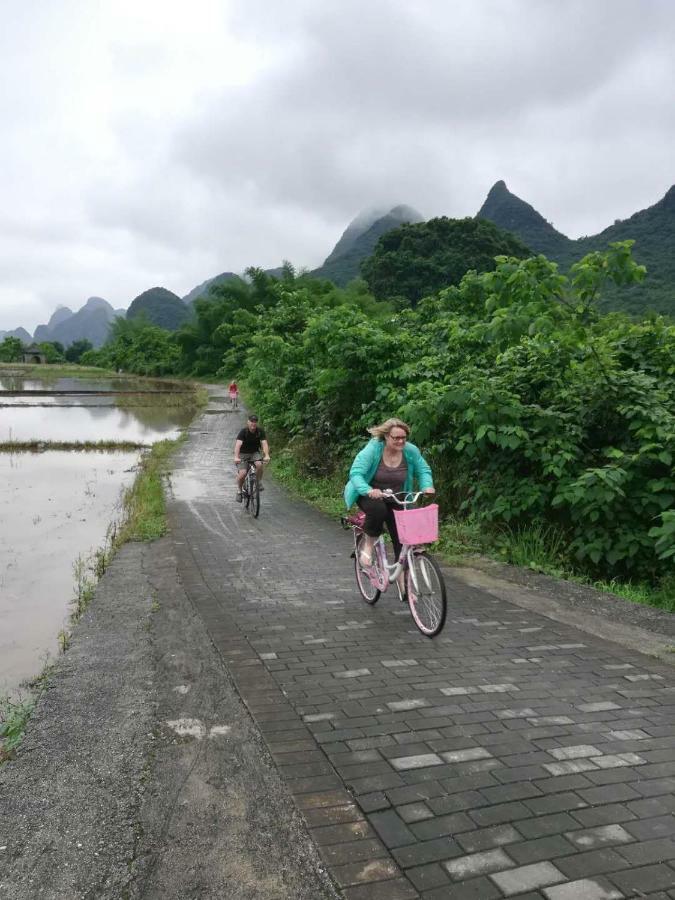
[[388, 433, 407, 441]]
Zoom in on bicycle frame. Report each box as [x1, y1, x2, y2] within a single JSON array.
[[239, 458, 267, 494], [344, 490, 446, 636], [243, 460, 257, 485], [346, 490, 430, 593], [367, 536, 411, 591]]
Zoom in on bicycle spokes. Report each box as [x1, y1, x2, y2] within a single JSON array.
[[406, 553, 447, 637], [354, 534, 380, 605]]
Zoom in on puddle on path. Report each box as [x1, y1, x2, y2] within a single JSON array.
[[0, 451, 138, 697], [171, 470, 211, 502]]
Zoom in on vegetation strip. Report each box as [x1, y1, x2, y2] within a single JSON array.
[[0, 440, 148, 452], [115, 436, 184, 543]]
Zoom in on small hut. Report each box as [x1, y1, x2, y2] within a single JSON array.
[[22, 344, 47, 364]]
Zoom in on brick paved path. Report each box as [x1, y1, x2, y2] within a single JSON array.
[[169, 406, 675, 899]]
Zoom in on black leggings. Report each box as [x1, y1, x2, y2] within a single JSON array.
[[356, 495, 402, 560]]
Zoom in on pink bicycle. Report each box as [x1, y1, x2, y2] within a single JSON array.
[[342, 491, 447, 637]]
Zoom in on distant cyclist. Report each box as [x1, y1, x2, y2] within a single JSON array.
[[228, 380, 239, 408], [344, 418, 435, 569], [234, 414, 270, 502]]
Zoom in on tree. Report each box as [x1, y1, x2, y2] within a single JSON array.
[[37, 341, 65, 363], [87, 316, 180, 375], [65, 339, 94, 363], [361, 216, 531, 306], [0, 336, 24, 361]]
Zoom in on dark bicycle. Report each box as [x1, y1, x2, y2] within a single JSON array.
[[241, 458, 261, 517]]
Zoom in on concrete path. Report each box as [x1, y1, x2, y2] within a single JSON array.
[[0, 526, 338, 900], [168, 399, 675, 899]]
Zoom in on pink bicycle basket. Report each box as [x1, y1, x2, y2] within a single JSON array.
[[394, 504, 439, 545]]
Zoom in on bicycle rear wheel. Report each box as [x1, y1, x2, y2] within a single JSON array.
[[354, 534, 380, 605], [406, 552, 446, 637]]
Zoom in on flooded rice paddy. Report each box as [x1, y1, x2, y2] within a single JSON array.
[[1, 372, 193, 442], [0, 368, 196, 698], [0, 451, 137, 696], [0, 404, 192, 443]]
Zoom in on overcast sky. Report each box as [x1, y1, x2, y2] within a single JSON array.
[[1, 0, 673, 333]]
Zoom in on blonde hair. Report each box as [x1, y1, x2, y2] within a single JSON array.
[[368, 418, 411, 441]]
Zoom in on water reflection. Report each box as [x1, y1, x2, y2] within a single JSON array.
[[0, 374, 178, 392], [0, 405, 191, 443]]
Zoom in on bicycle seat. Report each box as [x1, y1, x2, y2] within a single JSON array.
[[345, 511, 366, 527]]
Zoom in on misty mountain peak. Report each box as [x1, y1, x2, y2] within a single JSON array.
[[83, 296, 113, 311], [48, 306, 74, 328], [477, 180, 571, 258], [320, 203, 424, 277], [389, 204, 425, 222]]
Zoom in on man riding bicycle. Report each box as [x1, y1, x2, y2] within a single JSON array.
[[234, 414, 270, 502]]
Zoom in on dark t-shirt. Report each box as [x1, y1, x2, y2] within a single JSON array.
[[237, 426, 266, 454], [371, 459, 408, 494]]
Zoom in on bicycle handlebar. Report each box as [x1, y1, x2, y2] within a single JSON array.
[[381, 490, 427, 506]]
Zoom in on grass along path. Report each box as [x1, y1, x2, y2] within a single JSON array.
[[271, 445, 675, 613]]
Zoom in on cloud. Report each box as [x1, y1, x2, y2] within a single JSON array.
[[172, 0, 675, 227], [1, 0, 674, 331]]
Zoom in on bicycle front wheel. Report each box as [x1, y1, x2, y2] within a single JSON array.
[[354, 534, 380, 605], [407, 552, 446, 637], [250, 476, 260, 518]]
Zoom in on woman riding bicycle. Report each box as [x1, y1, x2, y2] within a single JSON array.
[[228, 380, 239, 407], [344, 418, 435, 570]]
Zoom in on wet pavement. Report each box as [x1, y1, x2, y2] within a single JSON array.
[[167, 400, 675, 899]]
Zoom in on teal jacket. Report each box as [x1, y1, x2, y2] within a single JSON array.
[[344, 438, 434, 508]]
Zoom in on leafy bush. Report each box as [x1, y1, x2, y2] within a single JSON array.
[[65, 339, 93, 363], [244, 242, 674, 585], [0, 336, 24, 361], [82, 316, 180, 376]]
